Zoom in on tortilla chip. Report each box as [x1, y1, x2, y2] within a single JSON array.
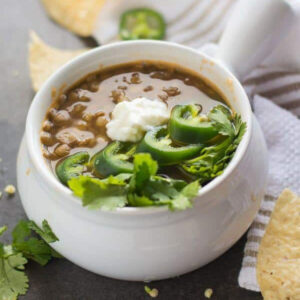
[[257, 189, 300, 300], [29, 31, 88, 92], [41, 0, 106, 37]]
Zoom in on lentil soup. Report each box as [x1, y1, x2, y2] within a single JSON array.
[[40, 60, 228, 172]]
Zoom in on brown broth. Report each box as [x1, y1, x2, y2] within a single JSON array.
[[40, 60, 229, 171]]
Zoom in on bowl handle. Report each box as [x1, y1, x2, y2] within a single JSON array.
[[215, 0, 296, 79]]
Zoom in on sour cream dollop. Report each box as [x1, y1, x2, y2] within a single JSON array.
[[106, 97, 169, 142]]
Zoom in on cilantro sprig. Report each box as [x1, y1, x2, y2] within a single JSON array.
[[69, 174, 130, 211], [69, 153, 200, 211], [128, 154, 199, 211], [180, 105, 247, 184], [67, 106, 245, 211], [0, 220, 60, 300]]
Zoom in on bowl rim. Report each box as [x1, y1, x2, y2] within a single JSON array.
[[25, 40, 252, 215]]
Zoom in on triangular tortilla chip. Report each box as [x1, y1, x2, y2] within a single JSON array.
[[41, 0, 106, 37], [29, 31, 88, 91], [257, 189, 300, 300]]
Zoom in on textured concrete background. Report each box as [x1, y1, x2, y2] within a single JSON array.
[[0, 1, 262, 299]]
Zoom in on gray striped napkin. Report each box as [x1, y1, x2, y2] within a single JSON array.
[[93, 0, 300, 292], [238, 93, 300, 290], [238, 68, 300, 290]]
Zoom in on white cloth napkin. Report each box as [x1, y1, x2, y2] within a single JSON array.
[[93, 0, 236, 47], [92, 0, 300, 292]]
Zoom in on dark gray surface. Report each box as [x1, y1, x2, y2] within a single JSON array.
[[0, 1, 263, 299]]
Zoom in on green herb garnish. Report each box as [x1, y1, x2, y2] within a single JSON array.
[[0, 220, 60, 300], [62, 104, 246, 211], [68, 174, 130, 211], [69, 153, 200, 211], [180, 105, 247, 183], [128, 153, 200, 211]]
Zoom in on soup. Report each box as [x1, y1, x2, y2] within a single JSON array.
[[40, 60, 246, 211], [41, 60, 226, 166]]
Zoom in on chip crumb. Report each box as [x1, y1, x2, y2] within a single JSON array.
[[0, 191, 2, 199], [144, 286, 159, 298], [26, 168, 31, 176], [4, 184, 16, 195], [204, 288, 213, 298]]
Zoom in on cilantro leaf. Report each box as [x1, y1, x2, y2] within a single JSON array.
[[12, 220, 31, 244], [129, 153, 158, 193], [68, 175, 128, 211], [148, 178, 199, 211], [0, 220, 59, 300], [233, 114, 247, 144], [0, 226, 7, 237], [12, 220, 60, 266], [170, 181, 200, 211], [128, 154, 199, 211], [27, 220, 58, 243], [70, 153, 199, 211], [181, 137, 233, 183], [127, 194, 154, 207], [13, 238, 56, 266], [0, 244, 29, 300], [208, 105, 236, 137]]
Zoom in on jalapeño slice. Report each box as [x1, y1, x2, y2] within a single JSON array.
[[119, 8, 166, 40], [56, 151, 90, 185], [92, 141, 136, 177], [169, 104, 219, 144], [136, 126, 202, 166]]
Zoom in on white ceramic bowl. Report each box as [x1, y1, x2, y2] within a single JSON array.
[[17, 40, 268, 281]]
